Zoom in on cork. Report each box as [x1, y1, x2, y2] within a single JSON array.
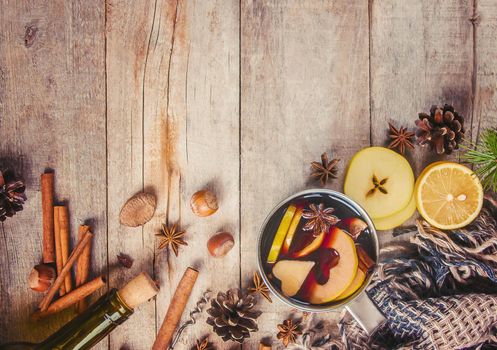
[[118, 272, 159, 309]]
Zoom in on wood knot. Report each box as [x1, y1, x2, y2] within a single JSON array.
[[24, 26, 38, 47], [469, 13, 481, 26]]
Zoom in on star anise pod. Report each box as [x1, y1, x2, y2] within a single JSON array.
[[387, 122, 415, 155], [277, 318, 303, 347], [194, 338, 213, 350], [310, 153, 340, 186], [248, 271, 272, 303], [117, 253, 134, 268], [302, 203, 339, 236], [156, 223, 188, 256]]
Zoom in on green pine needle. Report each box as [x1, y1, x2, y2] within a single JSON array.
[[462, 128, 497, 192]]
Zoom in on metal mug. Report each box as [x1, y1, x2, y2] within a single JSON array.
[[257, 189, 385, 335]]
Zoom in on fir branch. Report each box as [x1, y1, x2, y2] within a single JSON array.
[[462, 128, 497, 192]]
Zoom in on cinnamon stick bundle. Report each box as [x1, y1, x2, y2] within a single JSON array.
[[32, 275, 105, 320], [41, 173, 55, 264], [39, 231, 93, 311], [152, 267, 198, 350], [53, 207, 66, 296], [58, 206, 72, 294], [75, 225, 91, 312]]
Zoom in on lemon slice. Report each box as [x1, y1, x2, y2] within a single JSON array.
[[415, 162, 483, 230]]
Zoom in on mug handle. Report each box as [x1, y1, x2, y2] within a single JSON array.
[[345, 292, 386, 335]]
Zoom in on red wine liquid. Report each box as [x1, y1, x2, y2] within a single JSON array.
[[260, 192, 377, 306]]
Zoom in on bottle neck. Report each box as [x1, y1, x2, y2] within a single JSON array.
[[36, 288, 133, 350]]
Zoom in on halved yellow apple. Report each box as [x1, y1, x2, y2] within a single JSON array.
[[267, 205, 297, 263], [373, 194, 416, 230], [272, 260, 315, 297], [344, 147, 414, 219]]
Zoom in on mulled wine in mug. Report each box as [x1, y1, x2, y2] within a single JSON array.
[[257, 189, 385, 334]]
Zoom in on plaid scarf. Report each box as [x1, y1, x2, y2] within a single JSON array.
[[339, 204, 497, 350]]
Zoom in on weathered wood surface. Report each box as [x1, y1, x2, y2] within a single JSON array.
[[474, 0, 497, 134], [0, 0, 496, 349], [370, 0, 475, 246], [240, 1, 370, 347], [0, 0, 107, 348], [106, 0, 157, 347]]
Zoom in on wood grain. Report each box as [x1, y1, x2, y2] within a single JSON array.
[[473, 0, 497, 136], [0, 0, 106, 345], [0, 0, 496, 348], [106, 0, 157, 348], [241, 1, 370, 347], [107, 0, 239, 348], [370, 0, 474, 170], [370, 0, 474, 245], [143, 1, 240, 348]]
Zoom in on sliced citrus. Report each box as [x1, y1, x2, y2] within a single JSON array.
[[415, 162, 483, 230], [281, 206, 303, 255], [267, 204, 297, 263]]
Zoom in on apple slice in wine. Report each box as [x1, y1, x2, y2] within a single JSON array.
[[340, 217, 368, 240], [272, 260, 315, 297], [299, 227, 358, 304]]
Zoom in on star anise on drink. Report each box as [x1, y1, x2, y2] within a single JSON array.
[[277, 318, 302, 347], [310, 153, 340, 186], [156, 223, 188, 256], [302, 203, 339, 236], [388, 122, 415, 155], [248, 271, 272, 303]]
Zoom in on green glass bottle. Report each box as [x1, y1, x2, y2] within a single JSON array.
[[1, 273, 158, 350]]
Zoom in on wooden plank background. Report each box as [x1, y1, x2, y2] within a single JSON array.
[[0, 0, 494, 349]]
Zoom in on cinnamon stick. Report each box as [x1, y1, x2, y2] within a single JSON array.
[[41, 173, 55, 264], [58, 206, 72, 294], [259, 342, 272, 350], [357, 245, 375, 270], [75, 225, 91, 312], [32, 275, 105, 320], [39, 231, 93, 311], [60, 212, 71, 292], [53, 206, 66, 296], [152, 267, 199, 350]]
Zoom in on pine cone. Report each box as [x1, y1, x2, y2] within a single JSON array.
[[415, 104, 465, 154], [206, 289, 261, 343], [0, 170, 27, 222]]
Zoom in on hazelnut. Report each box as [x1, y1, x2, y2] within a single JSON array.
[[207, 232, 234, 258], [28, 264, 55, 292], [190, 190, 218, 217]]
